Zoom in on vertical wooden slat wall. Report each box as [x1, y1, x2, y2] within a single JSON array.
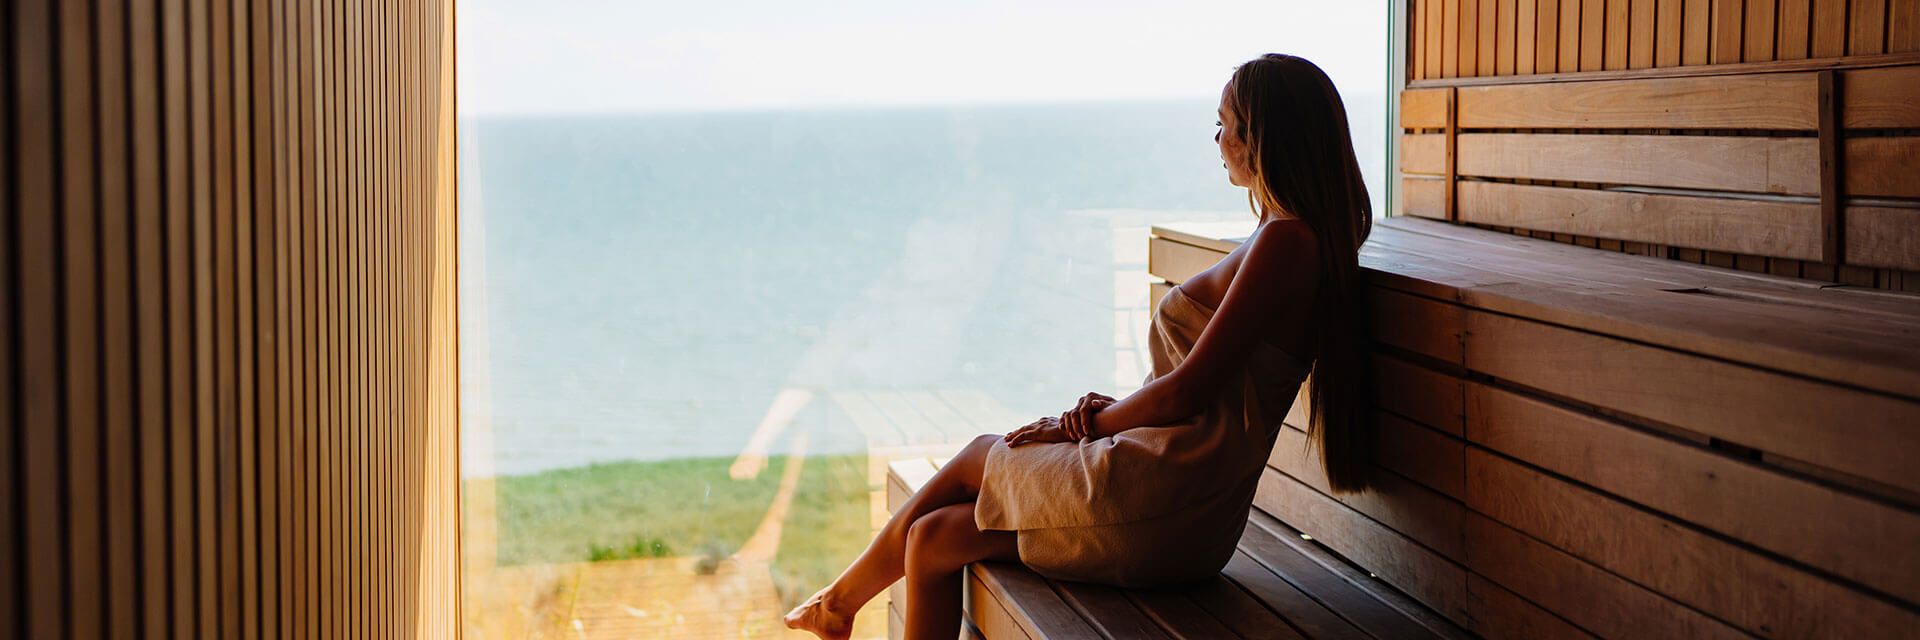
[[1402, 0, 1920, 291], [3, 0, 461, 637]]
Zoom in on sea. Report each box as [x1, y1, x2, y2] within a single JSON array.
[[458, 96, 1387, 477]]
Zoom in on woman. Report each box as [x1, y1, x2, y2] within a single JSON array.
[[786, 53, 1374, 640]]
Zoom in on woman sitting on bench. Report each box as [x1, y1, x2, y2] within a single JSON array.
[[787, 53, 1376, 640]]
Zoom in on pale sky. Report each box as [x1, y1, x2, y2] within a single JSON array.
[[457, 0, 1388, 115]]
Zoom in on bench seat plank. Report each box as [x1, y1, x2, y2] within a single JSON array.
[[1220, 549, 1372, 640], [888, 457, 1471, 638], [1153, 218, 1920, 402], [1051, 582, 1175, 640]]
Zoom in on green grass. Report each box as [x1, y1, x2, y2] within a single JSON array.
[[492, 452, 872, 606]]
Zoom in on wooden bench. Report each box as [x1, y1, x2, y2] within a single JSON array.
[[1149, 217, 1920, 639], [885, 457, 1473, 640], [884, 216, 1920, 639]]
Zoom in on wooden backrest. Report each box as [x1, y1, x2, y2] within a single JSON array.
[[1149, 219, 1920, 639], [1399, 65, 1920, 273], [1399, 0, 1920, 291]]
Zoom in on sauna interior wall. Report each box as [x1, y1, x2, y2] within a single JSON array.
[[1403, 0, 1920, 291], [4, 0, 461, 637]]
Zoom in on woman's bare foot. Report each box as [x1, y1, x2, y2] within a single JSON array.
[[783, 587, 855, 640]]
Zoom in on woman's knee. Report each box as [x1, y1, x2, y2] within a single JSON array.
[[904, 507, 975, 576]]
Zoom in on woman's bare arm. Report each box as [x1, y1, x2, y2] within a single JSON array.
[[1085, 219, 1319, 438]]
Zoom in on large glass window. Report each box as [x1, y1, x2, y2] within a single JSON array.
[[458, 2, 1389, 636]]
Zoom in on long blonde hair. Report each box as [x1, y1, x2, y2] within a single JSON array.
[[1227, 54, 1374, 493]]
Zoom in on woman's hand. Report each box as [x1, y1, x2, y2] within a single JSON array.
[[1004, 416, 1074, 447], [1060, 392, 1116, 440]]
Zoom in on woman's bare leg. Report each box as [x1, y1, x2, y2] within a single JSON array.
[[785, 434, 1000, 639], [903, 502, 1018, 640]]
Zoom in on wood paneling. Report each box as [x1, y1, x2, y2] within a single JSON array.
[[2, 0, 460, 637], [1455, 181, 1823, 259], [1456, 73, 1818, 128], [1152, 220, 1920, 639], [1414, 0, 1918, 78], [1456, 133, 1819, 193]]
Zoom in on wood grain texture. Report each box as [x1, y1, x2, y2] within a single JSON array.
[[1402, 133, 1448, 175], [1779, 0, 1814, 57], [1894, 0, 1920, 50], [1846, 136, 1920, 197], [1540, 0, 1564, 70], [1853, 0, 1890, 53], [1711, 0, 1745, 62], [1456, 72, 1818, 128], [1563, 0, 1585, 71], [1748, 0, 1780, 61], [1469, 448, 1920, 638], [1501, 0, 1520, 74], [1847, 206, 1920, 270], [1467, 380, 1920, 604], [1843, 65, 1920, 126], [1464, 513, 1748, 639], [1404, 177, 1449, 219], [1521, 0, 1540, 73], [1455, 181, 1822, 259], [1607, 0, 1633, 68], [1632, 0, 1658, 66], [1456, 133, 1819, 193], [2, 0, 459, 635], [1685, 0, 1714, 62], [1465, 309, 1920, 494], [1402, 88, 1453, 127]]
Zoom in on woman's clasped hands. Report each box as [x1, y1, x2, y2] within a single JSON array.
[[1003, 391, 1117, 447]]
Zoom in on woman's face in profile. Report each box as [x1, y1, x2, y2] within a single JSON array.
[[1215, 84, 1251, 188]]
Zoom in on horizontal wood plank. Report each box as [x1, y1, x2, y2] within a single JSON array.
[[1401, 134, 1447, 175], [1369, 287, 1467, 365], [1148, 237, 1226, 284], [1466, 380, 1920, 604], [1842, 65, 1920, 127], [1254, 466, 1471, 624], [1845, 136, 1920, 198], [1846, 206, 1920, 271], [1468, 448, 1920, 638], [1457, 133, 1820, 195], [1402, 177, 1448, 220], [1464, 512, 1748, 639], [1464, 309, 1920, 495], [1456, 73, 1819, 129], [1462, 574, 1597, 640], [1371, 353, 1465, 436], [1402, 88, 1453, 128], [1271, 423, 1468, 562], [1455, 181, 1823, 260], [1363, 218, 1920, 401]]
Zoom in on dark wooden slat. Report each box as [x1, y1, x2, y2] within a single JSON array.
[[1464, 574, 1597, 640], [1183, 576, 1310, 640], [971, 564, 1100, 639], [1052, 582, 1176, 640], [1842, 65, 1920, 127], [1464, 512, 1746, 638], [1466, 379, 1920, 604], [15, 1, 67, 636], [1469, 448, 1920, 637], [1846, 206, 1920, 270], [1853, 0, 1890, 54], [1221, 550, 1373, 640], [58, 0, 106, 634], [1128, 589, 1242, 640], [93, 0, 140, 634]]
